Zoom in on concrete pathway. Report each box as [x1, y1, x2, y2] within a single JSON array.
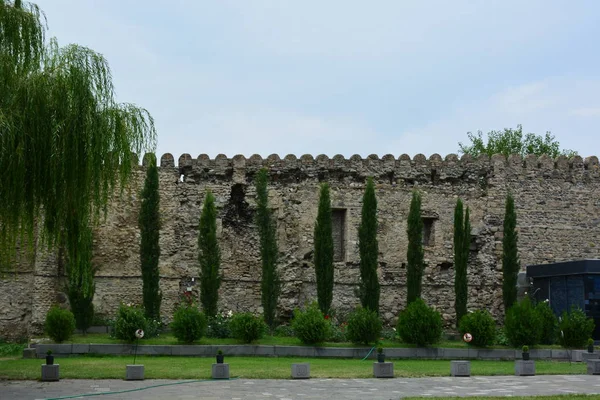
[[2, 375, 600, 400]]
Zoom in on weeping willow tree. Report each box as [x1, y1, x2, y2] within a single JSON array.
[[0, 1, 156, 272]]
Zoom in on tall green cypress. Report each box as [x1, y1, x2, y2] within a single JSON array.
[[454, 199, 470, 326], [255, 168, 280, 329], [502, 193, 520, 311], [358, 177, 380, 313], [139, 154, 161, 320], [199, 190, 221, 318], [406, 190, 424, 304], [314, 182, 334, 314], [66, 218, 95, 334]]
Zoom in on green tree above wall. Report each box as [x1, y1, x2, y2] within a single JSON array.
[[0, 1, 156, 272], [459, 125, 576, 158]]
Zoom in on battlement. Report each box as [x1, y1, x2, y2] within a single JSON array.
[[138, 153, 600, 184]]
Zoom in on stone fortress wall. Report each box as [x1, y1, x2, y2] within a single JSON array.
[[2, 152, 600, 339]]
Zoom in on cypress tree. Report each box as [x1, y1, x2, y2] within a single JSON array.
[[0, 1, 156, 272], [358, 177, 379, 313], [406, 190, 424, 304], [255, 168, 279, 329], [139, 154, 161, 320], [66, 218, 95, 334], [199, 190, 221, 318], [454, 199, 470, 326], [314, 182, 334, 314], [502, 193, 520, 311]]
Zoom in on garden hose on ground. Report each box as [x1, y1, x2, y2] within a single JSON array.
[[361, 346, 376, 361], [42, 377, 241, 400]]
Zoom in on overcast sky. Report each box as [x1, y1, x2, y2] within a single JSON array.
[[34, 0, 600, 159]]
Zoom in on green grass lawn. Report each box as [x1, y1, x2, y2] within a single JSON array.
[[39, 333, 486, 349], [0, 357, 586, 380]]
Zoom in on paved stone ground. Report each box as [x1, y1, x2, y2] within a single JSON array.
[[2, 375, 600, 400]]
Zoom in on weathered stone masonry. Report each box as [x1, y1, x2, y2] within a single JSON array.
[[2, 152, 600, 340]]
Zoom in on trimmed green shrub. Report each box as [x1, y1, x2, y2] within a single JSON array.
[[230, 312, 266, 343], [504, 297, 541, 347], [45, 306, 76, 343], [535, 301, 558, 345], [458, 310, 496, 347], [558, 307, 595, 349], [171, 306, 207, 343], [292, 302, 331, 344], [396, 298, 442, 346], [113, 303, 147, 343], [345, 306, 382, 345]]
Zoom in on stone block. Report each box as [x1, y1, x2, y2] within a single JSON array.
[[572, 350, 584, 362], [386, 348, 416, 359], [583, 352, 600, 362], [476, 349, 513, 360], [23, 348, 36, 359], [373, 362, 394, 378], [274, 346, 315, 357], [90, 344, 131, 355], [450, 360, 470, 377], [212, 363, 230, 379], [291, 363, 310, 379], [515, 360, 535, 376], [125, 365, 144, 380], [587, 359, 600, 375], [41, 364, 59, 381], [137, 345, 171, 356], [415, 347, 441, 359], [71, 344, 90, 354]]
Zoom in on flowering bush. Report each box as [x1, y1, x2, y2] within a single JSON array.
[[292, 302, 331, 344], [207, 310, 233, 339], [112, 303, 147, 343]]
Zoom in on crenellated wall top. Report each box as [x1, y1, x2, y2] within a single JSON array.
[[137, 152, 600, 182]]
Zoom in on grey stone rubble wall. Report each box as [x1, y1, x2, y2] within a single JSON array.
[[3, 152, 600, 339], [32, 343, 576, 361]]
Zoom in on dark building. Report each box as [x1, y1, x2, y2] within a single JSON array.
[[527, 259, 600, 340]]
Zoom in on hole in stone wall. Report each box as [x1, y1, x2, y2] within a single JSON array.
[[439, 262, 452, 270], [222, 183, 252, 228]]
